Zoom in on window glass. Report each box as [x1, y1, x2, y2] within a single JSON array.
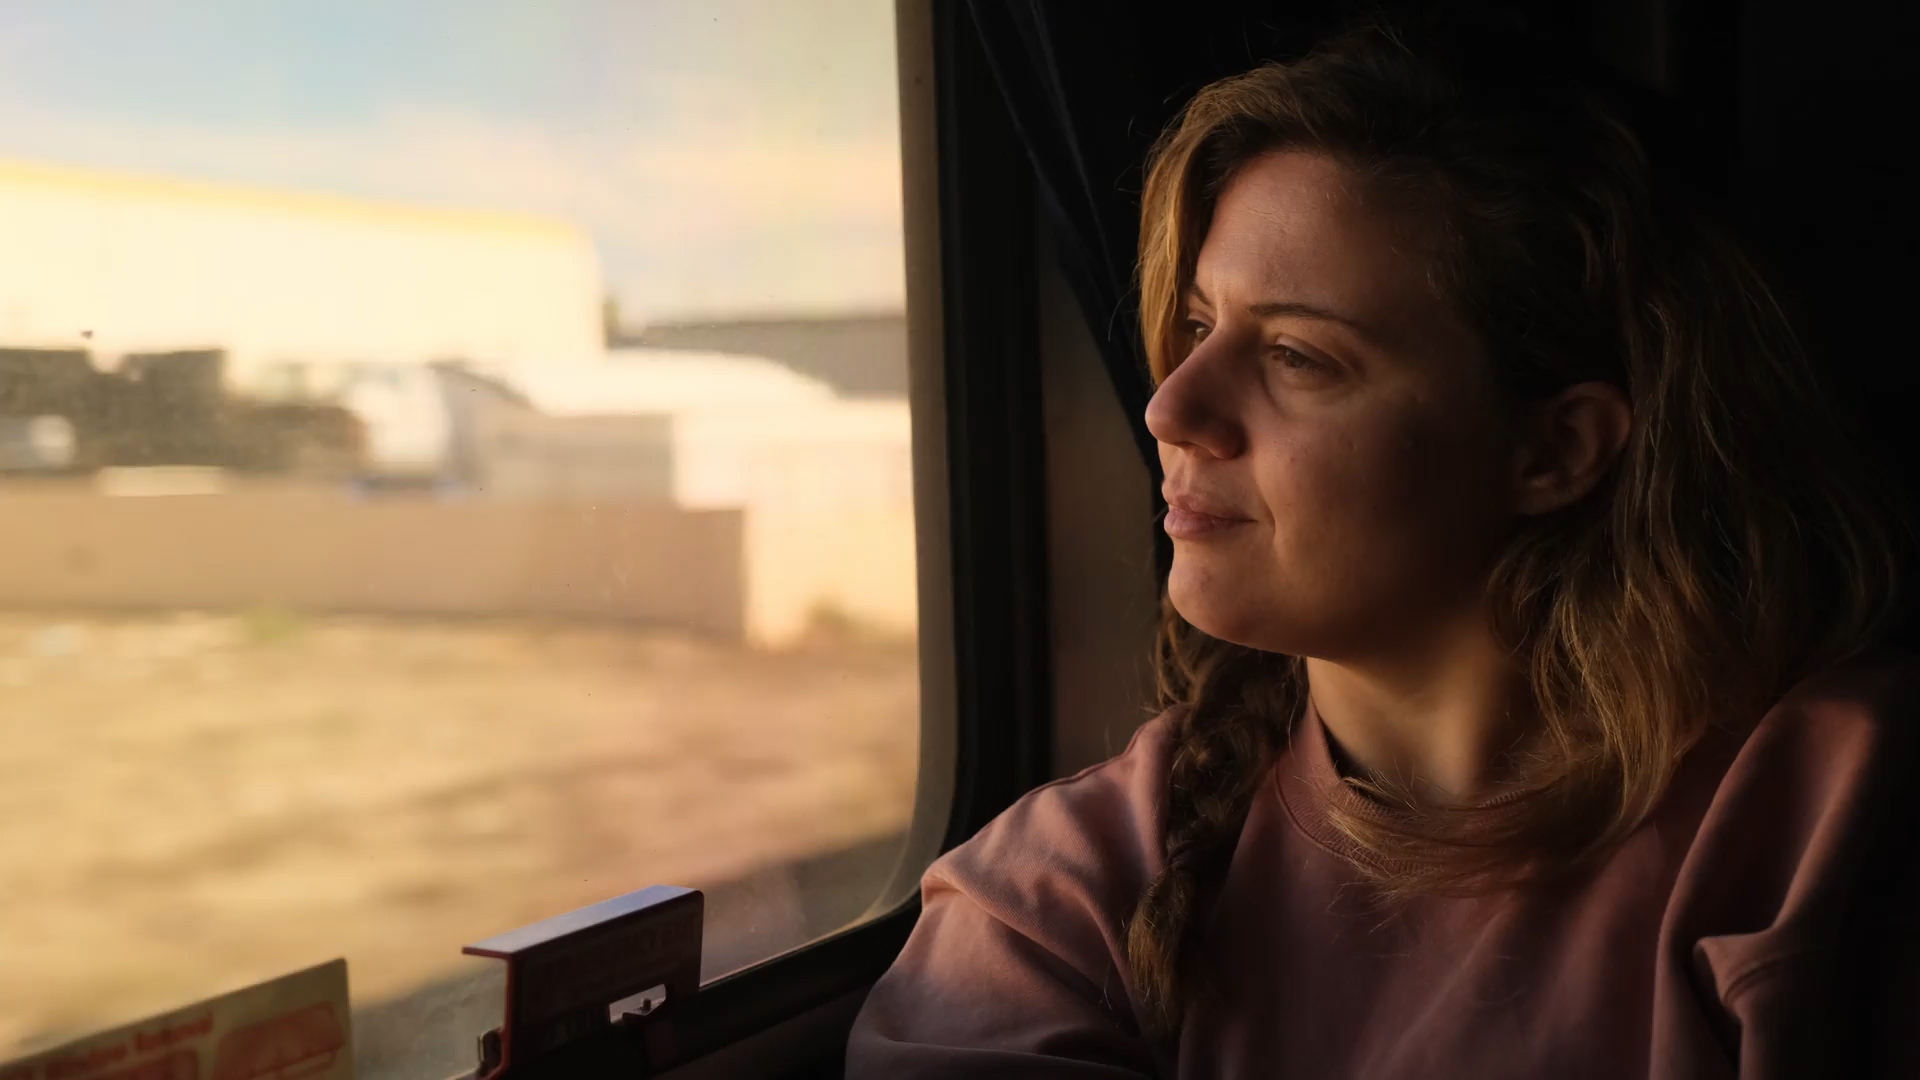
[[0, 2, 917, 1077]]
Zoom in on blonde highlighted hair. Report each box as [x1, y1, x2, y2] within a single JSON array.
[[1125, 15, 1906, 1041]]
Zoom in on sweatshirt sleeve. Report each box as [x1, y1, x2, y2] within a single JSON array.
[[844, 715, 1178, 1079]]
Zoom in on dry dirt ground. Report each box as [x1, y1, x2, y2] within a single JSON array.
[[0, 611, 919, 1069]]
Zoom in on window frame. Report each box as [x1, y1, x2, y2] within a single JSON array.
[[485, 2, 1054, 1075]]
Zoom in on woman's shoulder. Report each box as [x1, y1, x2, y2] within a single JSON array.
[[1674, 647, 1920, 1041], [921, 710, 1182, 934], [1690, 646, 1920, 832], [1679, 645, 1918, 890], [1734, 646, 1920, 765]]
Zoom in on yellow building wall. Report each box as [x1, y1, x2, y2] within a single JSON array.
[[0, 160, 606, 391]]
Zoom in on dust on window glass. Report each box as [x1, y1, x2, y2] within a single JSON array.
[[0, 2, 916, 1077]]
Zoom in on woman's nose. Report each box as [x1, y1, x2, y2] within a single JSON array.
[[1145, 348, 1246, 460]]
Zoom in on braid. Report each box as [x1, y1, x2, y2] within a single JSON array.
[[1126, 597, 1302, 1040]]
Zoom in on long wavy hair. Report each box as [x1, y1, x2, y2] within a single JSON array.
[[1123, 16, 1907, 1041]]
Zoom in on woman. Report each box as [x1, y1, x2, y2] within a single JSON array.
[[847, 16, 1917, 1079]]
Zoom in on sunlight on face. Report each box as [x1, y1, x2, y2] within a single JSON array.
[[1145, 150, 1520, 661]]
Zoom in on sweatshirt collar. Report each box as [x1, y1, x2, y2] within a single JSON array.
[[1271, 696, 1536, 868]]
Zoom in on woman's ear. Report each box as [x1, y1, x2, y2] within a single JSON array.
[[1512, 381, 1633, 515]]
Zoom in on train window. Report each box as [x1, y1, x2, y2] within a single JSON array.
[[0, 2, 926, 1076]]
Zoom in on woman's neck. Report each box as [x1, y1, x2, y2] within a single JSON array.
[[1303, 617, 1534, 805]]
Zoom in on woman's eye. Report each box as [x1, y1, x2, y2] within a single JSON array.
[[1184, 319, 1211, 343], [1273, 346, 1327, 373]]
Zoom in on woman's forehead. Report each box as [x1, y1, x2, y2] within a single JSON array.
[[1192, 150, 1443, 322]]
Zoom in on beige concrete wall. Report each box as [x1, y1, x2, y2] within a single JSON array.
[[0, 488, 745, 639], [0, 487, 922, 648]]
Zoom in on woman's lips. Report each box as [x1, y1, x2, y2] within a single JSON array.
[[1162, 492, 1252, 540], [1164, 507, 1251, 538]]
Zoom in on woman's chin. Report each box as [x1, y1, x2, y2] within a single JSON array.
[[1168, 566, 1335, 656], [1170, 577, 1272, 650]]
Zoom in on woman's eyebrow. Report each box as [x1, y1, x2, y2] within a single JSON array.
[[1186, 284, 1380, 341]]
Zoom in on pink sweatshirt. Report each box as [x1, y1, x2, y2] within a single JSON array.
[[846, 652, 1920, 1078]]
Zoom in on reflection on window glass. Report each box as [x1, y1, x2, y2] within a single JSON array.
[[0, 2, 916, 1076]]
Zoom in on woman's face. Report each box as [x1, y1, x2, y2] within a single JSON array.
[[1145, 150, 1523, 661]]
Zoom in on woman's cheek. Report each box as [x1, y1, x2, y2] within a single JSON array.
[[1263, 423, 1400, 530], [1264, 414, 1444, 579]]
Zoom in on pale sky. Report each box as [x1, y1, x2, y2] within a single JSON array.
[[0, 0, 905, 325]]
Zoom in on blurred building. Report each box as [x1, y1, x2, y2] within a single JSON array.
[[630, 312, 908, 398], [0, 159, 916, 644], [344, 351, 911, 511]]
